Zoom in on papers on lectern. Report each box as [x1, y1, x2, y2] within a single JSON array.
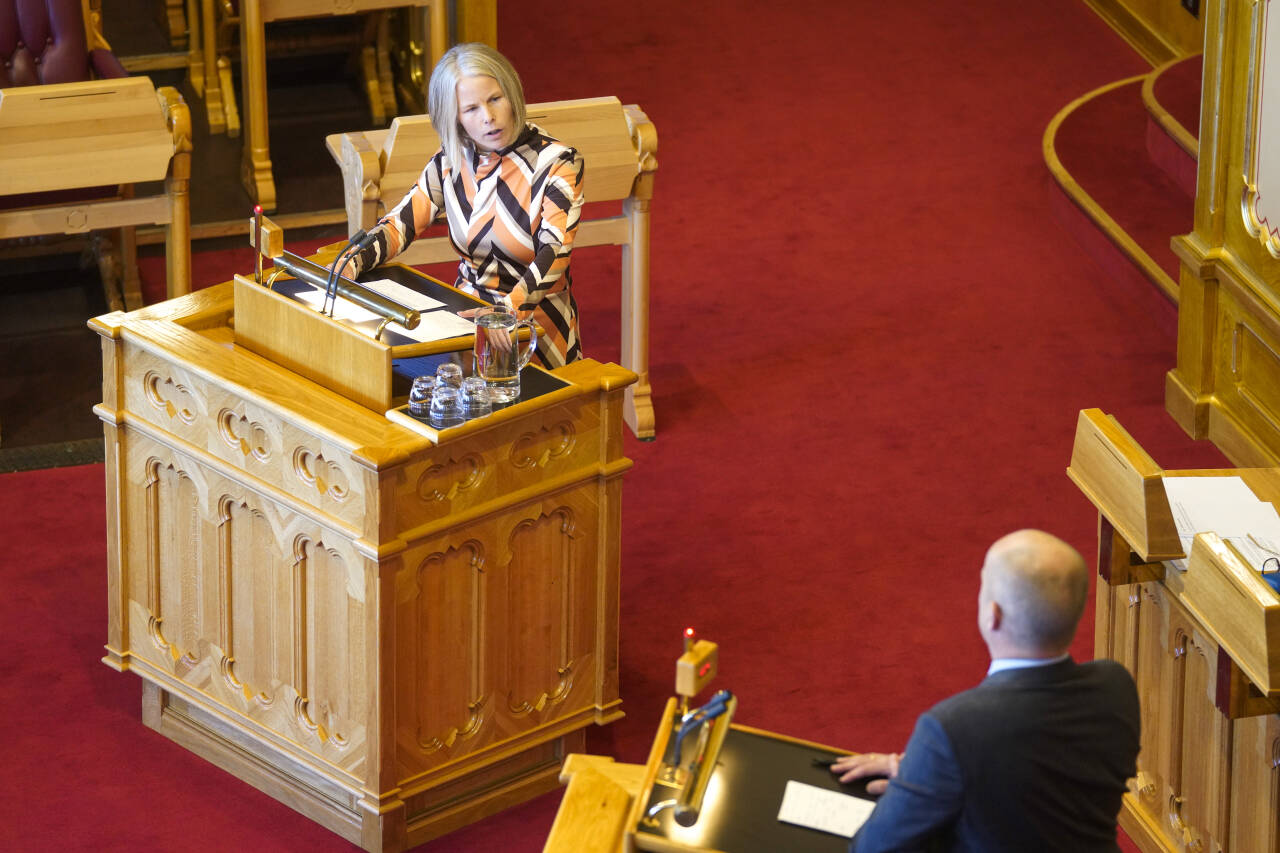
[[295, 286, 379, 322], [360, 278, 445, 312], [292, 282, 475, 343], [776, 780, 875, 838], [1163, 476, 1280, 571], [396, 309, 476, 342]]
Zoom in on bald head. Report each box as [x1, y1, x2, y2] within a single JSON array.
[[979, 530, 1089, 658]]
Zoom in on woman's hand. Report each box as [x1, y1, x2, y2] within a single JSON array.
[[460, 304, 513, 355]]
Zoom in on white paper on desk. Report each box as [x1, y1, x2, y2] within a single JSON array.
[[290, 287, 473, 342], [293, 287, 381, 323], [360, 278, 445, 312], [777, 780, 875, 839], [1163, 476, 1280, 571], [393, 310, 475, 343]]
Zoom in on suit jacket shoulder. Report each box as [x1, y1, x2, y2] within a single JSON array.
[[921, 658, 1137, 852]]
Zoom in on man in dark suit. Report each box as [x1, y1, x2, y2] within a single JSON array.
[[831, 529, 1140, 852]]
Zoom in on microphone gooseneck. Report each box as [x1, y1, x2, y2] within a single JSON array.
[[324, 228, 371, 315]]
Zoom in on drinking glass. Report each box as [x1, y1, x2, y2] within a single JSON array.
[[435, 362, 463, 388], [407, 376, 435, 418], [428, 385, 464, 428], [460, 376, 493, 420]]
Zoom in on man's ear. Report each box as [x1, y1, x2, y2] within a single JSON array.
[[983, 600, 1002, 633]]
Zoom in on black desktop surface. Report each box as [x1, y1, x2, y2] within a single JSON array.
[[635, 726, 877, 853]]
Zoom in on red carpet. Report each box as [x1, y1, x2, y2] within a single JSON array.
[[3, 2, 1230, 851], [1153, 54, 1203, 139]]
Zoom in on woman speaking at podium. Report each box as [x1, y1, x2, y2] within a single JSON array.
[[343, 43, 585, 368]]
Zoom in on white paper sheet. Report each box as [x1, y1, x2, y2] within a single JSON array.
[[360, 278, 446, 312], [393, 310, 475, 343], [1163, 476, 1280, 572], [776, 780, 875, 839], [289, 288, 473, 343], [293, 287, 381, 323]]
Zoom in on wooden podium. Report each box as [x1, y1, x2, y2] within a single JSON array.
[[1067, 409, 1280, 853], [90, 268, 635, 851]]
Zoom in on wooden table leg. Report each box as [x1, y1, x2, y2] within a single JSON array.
[[239, 0, 277, 210]]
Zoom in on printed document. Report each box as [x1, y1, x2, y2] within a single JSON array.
[[1163, 476, 1280, 571], [360, 278, 446, 312], [292, 287, 474, 343], [777, 780, 875, 838]]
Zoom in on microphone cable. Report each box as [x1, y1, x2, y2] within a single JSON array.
[[324, 229, 375, 315]]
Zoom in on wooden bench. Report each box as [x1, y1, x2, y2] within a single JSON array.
[[325, 95, 657, 439], [0, 76, 192, 310]]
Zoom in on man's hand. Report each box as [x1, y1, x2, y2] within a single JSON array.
[[830, 752, 902, 794]]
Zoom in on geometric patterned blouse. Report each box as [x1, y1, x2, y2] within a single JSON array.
[[352, 123, 585, 367]]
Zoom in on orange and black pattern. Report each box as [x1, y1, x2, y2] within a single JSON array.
[[354, 124, 585, 367]]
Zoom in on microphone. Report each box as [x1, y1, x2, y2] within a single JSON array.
[[672, 689, 733, 766], [324, 228, 374, 315]]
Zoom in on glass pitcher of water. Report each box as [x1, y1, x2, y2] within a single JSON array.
[[473, 304, 538, 403]]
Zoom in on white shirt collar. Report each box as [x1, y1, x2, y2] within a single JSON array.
[[987, 653, 1070, 676]]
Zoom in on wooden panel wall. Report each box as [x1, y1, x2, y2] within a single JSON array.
[[1096, 522, 1280, 853], [1168, 0, 1280, 466]]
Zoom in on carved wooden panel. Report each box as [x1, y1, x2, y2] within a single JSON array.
[[1130, 583, 1175, 822], [393, 489, 601, 779], [118, 431, 369, 775], [1225, 315, 1280, 438], [121, 343, 368, 531], [396, 540, 486, 766], [1172, 607, 1229, 853], [222, 497, 289, 702], [503, 508, 579, 715], [303, 537, 371, 742], [141, 458, 203, 664], [125, 352, 208, 443], [1242, 0, 1280, 258], [394, 399, 598, 531], [1230, 712, 1280, 853], [279, 422, 364, 529]]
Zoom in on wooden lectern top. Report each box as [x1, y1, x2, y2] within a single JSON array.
[[0, 77, 176, 194], [1184, 533, 1280, 700], [1066, 408, 1181, 561], [1069, 408, 1280, 703]]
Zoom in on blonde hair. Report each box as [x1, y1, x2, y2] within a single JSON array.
[[428, 43, 528, 171]]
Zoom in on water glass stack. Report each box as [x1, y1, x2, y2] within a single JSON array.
[[408, 363, 503, 429]]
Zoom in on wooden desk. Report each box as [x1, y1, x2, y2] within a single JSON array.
[[1068, 408, 1280, 853], [91, 270, 634, 851], [545, 699, 870, 853]]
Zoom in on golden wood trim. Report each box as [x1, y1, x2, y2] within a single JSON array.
[[1142, 55, 1201, 159], [1081, 0, 1183, 66], [1240, 0, 1280, 258], [1043, 75, 1180, 302]]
